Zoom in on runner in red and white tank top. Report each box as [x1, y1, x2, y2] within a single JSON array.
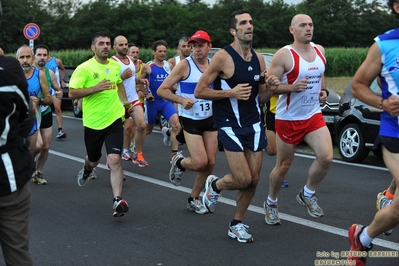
[[276, 42, 326, 121], [264, 14, 332, 228]]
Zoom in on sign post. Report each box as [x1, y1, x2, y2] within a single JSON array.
[[23, 23, 40, 49]]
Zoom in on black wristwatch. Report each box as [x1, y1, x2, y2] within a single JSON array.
[[38, 98, 44, 105], [321, 89, 329, 97]]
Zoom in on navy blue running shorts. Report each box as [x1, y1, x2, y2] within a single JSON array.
[[218, 122, 267, 152]]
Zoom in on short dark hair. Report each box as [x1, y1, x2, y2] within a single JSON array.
[[388, 0, 399, 19], [128, 43, 137, 48], [178, 36, 189, 47], [34, 44, 50, 55], [151, 40, 168, 51], [229, 10, 250, 30], [91, 31, 111, 45]]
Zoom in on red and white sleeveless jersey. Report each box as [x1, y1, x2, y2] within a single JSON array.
[[276, 42, 326, 121]]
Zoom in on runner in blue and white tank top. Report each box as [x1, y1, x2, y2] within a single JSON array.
[[370, 28, 399, 226], [157, 30, 217, 215], [139, 40, 182, 163], [32, 46, 65, 185], [37, 44, 67, 139], [16, 45, 52, 157], [348, 4, 399, 256], [45, 56, 60, 86], [375, 29, 399, 138], [26, 67, 42, 137], [176, 56, 213, 120]]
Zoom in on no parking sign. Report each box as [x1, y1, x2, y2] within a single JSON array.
[[23, 23, 40, 49]]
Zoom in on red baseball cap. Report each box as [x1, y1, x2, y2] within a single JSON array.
[[188, 30, 211, 44]]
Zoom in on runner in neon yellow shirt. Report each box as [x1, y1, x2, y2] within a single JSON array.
[[70, 57, 124, 129], [69, 31, 132, 217]]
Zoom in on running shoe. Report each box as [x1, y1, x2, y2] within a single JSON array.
[[228, 222, 254, 243], [347, 224, 372, 266], [32, 171, 48, 185], [89, 168, 97, 179], [187, 197, 208, 214], [77, 166, 97, 187], [202, 175, 221, 213], [376, 190, 394, 236], [121, 152, 131, 161], [281, 180, 289, 188], [132, 152, 149, 167], [169, 151, 184, 186], [56, 130, 66, 139], [161, 127, 171, 146], [263, 201, 281, 225], [113, 197, 129, 217], [376, 190, 392, 211], [296, 188, 324, 218]]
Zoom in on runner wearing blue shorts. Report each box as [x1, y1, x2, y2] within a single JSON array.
[[139, 40, 181, 161]]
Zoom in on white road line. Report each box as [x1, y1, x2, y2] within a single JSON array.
[[295, 153, 389, 171], [50, 149, 397, 250]]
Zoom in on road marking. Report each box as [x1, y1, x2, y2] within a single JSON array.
[[50, 149, 397, 250], [296, 153, 389, 171]]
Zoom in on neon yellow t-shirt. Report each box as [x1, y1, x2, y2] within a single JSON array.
[[69, 58, 124, 130]]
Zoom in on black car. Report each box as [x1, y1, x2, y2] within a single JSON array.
[[62, 66, 82, 117], [333, 80, 382, 163], [61, 66, 74, 103], [261, 53, 341, 135]]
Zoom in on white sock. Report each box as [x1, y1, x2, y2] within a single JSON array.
[[359, 227, 373, 248], [123, 149, 129, 154], [303, 185, 315, 197], [267, 196, 278, 205]]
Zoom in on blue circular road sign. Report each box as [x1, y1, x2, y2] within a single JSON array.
[[23, 23, 40, 40]]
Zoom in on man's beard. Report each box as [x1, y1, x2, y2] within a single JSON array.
[[37, 60, 46, 67], [21, 65, 31, 72]]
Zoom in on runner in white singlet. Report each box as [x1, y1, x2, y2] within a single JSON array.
[[264, 14, 332, 227]]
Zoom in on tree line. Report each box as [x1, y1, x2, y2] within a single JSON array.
[[1, 0, 397, 54]]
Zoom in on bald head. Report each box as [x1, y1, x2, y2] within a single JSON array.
[[113, 35, 129, 56], [289, 14, 314, 44], [16, 45, 34, 58], [114, 35, 127, 46], [16, 45, 35, 72], [291, 14, 312, 26]]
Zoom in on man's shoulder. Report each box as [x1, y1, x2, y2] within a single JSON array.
[[0, 55, 20, 68], [0, 56, 27, 88]]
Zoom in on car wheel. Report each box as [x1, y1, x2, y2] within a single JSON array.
[[72, 101, 82, 118], [338, 123, 369, 163]]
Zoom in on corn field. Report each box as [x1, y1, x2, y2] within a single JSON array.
[[52, 47, 369, 77]]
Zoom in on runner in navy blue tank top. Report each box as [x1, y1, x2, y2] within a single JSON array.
[[194, 10, 279, 243]]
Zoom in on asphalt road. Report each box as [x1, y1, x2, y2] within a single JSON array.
[[8, 114, 399, 266]]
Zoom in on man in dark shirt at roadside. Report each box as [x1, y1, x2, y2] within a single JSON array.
[[0, 3, 36, 262]]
